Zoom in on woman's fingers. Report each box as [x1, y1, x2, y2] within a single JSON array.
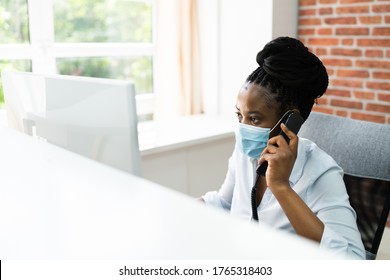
[[258, 123, 299, 168], [280, 123, 298, 155]]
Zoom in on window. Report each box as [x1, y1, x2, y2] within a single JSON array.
[[0, 0, 155, 120]]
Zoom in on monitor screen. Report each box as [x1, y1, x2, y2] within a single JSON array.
[[1, 70, 141, 176]]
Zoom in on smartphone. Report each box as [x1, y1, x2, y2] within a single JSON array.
[[256, 111, 304, 176]]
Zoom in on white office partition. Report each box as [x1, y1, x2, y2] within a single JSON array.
[[1, 70, 141, 176]]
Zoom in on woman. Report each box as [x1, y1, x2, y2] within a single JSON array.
[[200, 37, 365, 260]]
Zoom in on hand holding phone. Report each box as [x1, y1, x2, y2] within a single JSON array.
[[252, 111, 303, 221], [256, 111, 303, 176]]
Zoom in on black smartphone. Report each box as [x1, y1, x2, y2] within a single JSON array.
[[256, 111, 304, 176]]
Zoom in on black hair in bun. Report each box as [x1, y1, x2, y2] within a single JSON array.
[[247, 37, 328, 121]]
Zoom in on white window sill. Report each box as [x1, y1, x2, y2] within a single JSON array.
[[138, 114, 236, 156]]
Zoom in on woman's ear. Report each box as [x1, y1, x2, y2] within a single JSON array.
[[291, 108, 301, 115]]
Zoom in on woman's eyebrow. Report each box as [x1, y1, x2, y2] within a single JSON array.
[[248, 110, 263, 115], [235, 105, 264, 116]]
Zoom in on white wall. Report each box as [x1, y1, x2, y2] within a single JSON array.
[[141, 135, 235, 197], [198, 0, 220, 115], [272, 0, 299, 39], [218, 0, 273, 115], [198, 0, 298, 115]]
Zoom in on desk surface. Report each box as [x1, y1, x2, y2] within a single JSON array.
[[0, 126, 339, 259]]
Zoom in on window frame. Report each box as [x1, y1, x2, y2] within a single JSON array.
[[0, 0, 156, 117]]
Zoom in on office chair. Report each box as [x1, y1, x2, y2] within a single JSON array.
[[298, 111, 390, 260]]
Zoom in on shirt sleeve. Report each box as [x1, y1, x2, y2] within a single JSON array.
[[309, 166, 366, 260], [202, 150, 236, 211]]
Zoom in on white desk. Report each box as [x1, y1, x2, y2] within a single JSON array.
[[0, 126, 339, 259]]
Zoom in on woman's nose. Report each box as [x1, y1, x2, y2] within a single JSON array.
[[241, 117, 251, 126]]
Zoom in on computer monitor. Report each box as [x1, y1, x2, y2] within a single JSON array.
[[1, 70, 141, 176]]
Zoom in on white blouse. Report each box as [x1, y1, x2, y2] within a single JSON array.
[[202, 137, 366, 260]]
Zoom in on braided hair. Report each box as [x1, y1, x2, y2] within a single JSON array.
[[247, 37, 328, 121]]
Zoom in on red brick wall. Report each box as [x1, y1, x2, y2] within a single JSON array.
[[298, 0, 390, 125]]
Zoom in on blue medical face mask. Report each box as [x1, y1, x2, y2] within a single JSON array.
[[235, 110, 294, 159], [236, 123, 270, 159]]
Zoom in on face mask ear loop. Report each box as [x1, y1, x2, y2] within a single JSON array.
[[269, 110, 292, 134]]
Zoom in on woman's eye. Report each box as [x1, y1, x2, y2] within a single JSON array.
[[250, 117, 259, 124], [235, 112, 242, 122]]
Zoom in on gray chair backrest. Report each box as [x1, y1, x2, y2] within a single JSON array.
[[298, 112, 390, 181], [298, 111, 390, 259]]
